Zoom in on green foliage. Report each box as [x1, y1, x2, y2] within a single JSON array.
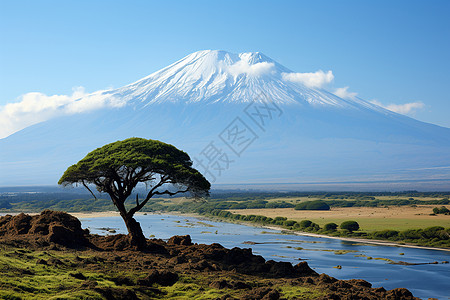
[[372, 230, 399, 239], [58, 138, 210, 199], [323, 223, 338, 231], [340, 221, 360, 233], [299, 220, 313, 228], [295, 200, 330, 211], [433, 206, 450, 215]]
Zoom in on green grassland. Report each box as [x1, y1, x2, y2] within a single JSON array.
[[0, 245, 324, 299]]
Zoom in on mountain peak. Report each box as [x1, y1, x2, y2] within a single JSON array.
[[106, 50, 378, 110]]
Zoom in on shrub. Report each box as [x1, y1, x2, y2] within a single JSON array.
[[295, 200, 330, 211], [372, 230, 399, 239], [324, 223, 338, 231], [399, 229, 422, 240], [283, 220, 297, 227], [299, 220, 313, 228], [421, 226, 445, 239], [433, 206, 450, 215], [340, 221, 360, 232]]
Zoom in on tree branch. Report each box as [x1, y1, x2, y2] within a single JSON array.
[[82, 180, 98, 200], [127, 176, 168, 217], [153, 188, 189, 197]]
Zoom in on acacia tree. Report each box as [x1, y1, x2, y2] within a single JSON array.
[[58, 138, 210, 249]]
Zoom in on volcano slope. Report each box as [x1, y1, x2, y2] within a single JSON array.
[[0, 211, 418, 299], [1, 50, 450, 188]]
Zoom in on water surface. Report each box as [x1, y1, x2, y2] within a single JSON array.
[[80, 214, 450, 300]]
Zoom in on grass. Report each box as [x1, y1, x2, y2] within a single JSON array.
[[228, 206, 450, 232], [0, 245, 324, 299], [301, 217, 449, 232]]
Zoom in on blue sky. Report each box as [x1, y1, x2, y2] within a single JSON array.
[[1, 0, 450, 129]]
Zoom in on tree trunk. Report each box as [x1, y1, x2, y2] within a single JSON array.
[[121, 214, 147, 250]]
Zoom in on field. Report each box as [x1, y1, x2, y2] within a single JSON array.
[[228, 205, 450, 232]]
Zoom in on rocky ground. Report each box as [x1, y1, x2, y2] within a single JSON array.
[[0, 210, 419, 299]]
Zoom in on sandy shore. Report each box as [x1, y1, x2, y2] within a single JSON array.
[[70, 211, 121, 218]]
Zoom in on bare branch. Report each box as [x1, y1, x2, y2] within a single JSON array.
[[127, 176, 168, 217], [82, 180, 98, 200], [153, 188, 189, 197]]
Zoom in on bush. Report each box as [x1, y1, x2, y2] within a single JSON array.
[[324, 223, 338, 231], [372, 230, 399, 239], [283, 220, 297, 227], [340, 221, 360, 233], [433, 206, 450, 215], [295, 200, 330, 211], [421, 226, 445, 239], [299, 220, 313, 228]]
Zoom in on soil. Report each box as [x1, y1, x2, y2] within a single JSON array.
[[0, 211, 420, 299]]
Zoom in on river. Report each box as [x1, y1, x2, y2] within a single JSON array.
[[80, 214, 450, 300]]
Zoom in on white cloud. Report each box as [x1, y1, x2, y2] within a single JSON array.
[[334, 86, 358, 100], [370, 100, 425, 115], [282, 70, 334, 88], [228, 60, 275, 77], [0, 87, 126, 138]]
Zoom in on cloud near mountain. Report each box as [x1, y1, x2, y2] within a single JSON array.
[[282, 70, 334, 88], [0, 87, 125, 138], [370, 100, 425, 116]]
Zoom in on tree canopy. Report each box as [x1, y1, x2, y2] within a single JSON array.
[[59, 137, 210, 248], [295, 200, 330, 211], [340, 221, 360, 233]]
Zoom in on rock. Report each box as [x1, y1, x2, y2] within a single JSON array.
[[209, 280, 250, 290], [346, 279, 372, 288], [242, 287, 280, 300], [0, 210, 89, 248], [318, 273, 337, 284], [36, 258, 47, 265], [47, 257, 64, 266], [294, 261, 317, 276], [169, 254, 187, 264], [332, 280, 351, 289], [168, 235, 192, 246], [210, 279, 231, 289], [7, 213, 32, 235], [139, 270, 178, 286], [385, 288, 415, 299], [69, 272, 87, 280], [191, 259, 213, 271], [266, 260, 296, 277], [94, 287, 138, 300], [81, 280, 98, 288], [373, 287, 386, 293], [232, 281, 251, 289]]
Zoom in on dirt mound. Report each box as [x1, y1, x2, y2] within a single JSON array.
[[0, 210, 89, 248]]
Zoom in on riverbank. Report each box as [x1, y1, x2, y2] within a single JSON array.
[[72, 210, 450, 253], [262, 225, 450, 253]]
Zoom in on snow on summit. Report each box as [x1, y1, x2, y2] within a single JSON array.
[[103, 50, 380, 109]]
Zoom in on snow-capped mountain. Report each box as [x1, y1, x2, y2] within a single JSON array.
[[1, 50, 450, 189]]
